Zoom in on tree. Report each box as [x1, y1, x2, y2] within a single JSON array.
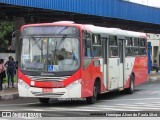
[[0, 21, 15, 52]]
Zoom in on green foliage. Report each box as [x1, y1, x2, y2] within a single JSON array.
[[0, 21, 15, 52], [3, 75, 17, 83], [151, 67, 156, 71]]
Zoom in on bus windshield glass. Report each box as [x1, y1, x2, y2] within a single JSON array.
[[20, 36, 80, 72]]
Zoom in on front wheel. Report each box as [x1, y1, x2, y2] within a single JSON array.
[[86, 83, 98, 104], [39, 98, 50, 104], [126, 74, 134, 94]]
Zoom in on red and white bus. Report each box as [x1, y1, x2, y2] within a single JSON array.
[[18, 21, 148, 104]]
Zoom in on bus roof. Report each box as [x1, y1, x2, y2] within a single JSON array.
[[84, 25, 146, 38], [21, 21, 146, 38]]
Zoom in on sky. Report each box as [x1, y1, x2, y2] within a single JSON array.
[[123, 0, 160, 8]]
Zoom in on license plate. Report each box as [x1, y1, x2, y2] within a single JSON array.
[[42, 88, 53, 93]]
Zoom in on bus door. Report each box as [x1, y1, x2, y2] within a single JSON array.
[[108, 36, 120, 90], [118, 37, 125, 88], [101, 35, 109, 89]]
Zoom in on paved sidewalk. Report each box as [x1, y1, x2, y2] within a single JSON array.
[[148, 71, 160, 82], [0, 83, 18, 100]]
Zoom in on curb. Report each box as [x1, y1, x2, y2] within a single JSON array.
[[148, 77, 160, 82], [0, 93, 19, 100], [150, 71, 160, 74]]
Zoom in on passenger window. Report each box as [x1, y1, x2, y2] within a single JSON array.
[[83, 31, 92, 69], [133, 38, 139, 46], [126, 37, 133, 56], [133, 38, 140, 56], [139, 48, 147, 55], [109, 36, 118, 57], [133, 47, 139, 55], [126, 47, 133, 56], [139, 38, 147, 55], [126, 37, 132, 46], [83, 32, 92, 57], [139, 38, 146, 47], [92, 35, 102, 57], [109, 47, 118, 57], [109, 36, 117, 46]]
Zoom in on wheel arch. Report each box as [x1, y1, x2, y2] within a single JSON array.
[[131, 72, 135, 83], [94, 77, 101, 94]]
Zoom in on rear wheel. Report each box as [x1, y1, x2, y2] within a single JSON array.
[[39, 98, 50, 104], [126, 74, 134, 94], [86, 83, 98, 104]]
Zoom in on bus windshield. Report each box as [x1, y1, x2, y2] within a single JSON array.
[[20, 36, 80, 72]]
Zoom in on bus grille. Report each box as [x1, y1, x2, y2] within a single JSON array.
[[31, 91, 65, 97], [26, 75, 70, 82]]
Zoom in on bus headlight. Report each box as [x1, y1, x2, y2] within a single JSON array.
[[18, 79, 30, 89], [66, 79, 81, 89]]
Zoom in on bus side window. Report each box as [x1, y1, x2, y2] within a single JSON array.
[[83, 31, 92, 69], [125, 37, 133, 56], [83, 31, 92, 57], [133, 37, 140, 56], [109, 35, 118, 57], [84, 40, 91, 57], [92, 34, 102, 57], [139, 38, 147, 55]]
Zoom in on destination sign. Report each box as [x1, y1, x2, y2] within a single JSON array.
[[22, 26, 79, 36]]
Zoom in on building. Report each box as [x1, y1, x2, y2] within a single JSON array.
[[147, 33, 160, 65]]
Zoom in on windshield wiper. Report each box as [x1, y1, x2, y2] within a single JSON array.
[[54, 34, 67, 52], [53, 34, 67, 64], [31, 37, 42, 50]]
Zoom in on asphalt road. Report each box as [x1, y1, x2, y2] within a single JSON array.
[[1, 80, 160, 117]]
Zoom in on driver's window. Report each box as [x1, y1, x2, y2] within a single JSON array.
[[83, 31, 92, 69]]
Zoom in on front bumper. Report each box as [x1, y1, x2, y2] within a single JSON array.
[[18, 81, 81, 98]]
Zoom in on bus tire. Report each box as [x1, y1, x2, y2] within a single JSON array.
[[86, 82, 98, 104], [39, 98, 50, 104], [126, 74, 134, 94]]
